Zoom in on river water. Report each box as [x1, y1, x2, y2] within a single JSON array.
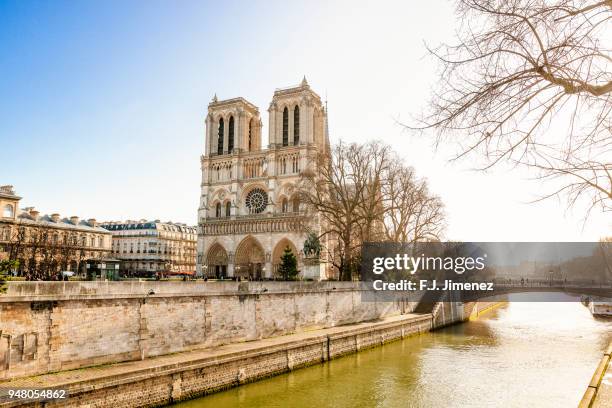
[[173, 294, 611, 408]]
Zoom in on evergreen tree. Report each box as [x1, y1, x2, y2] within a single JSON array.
[[278, 247, 298, 280], [0, 260, 18, 294]]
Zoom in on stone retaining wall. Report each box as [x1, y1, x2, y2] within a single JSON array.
[[2, 315, 431, 408], [579, 340, 612, 408], [0, 282, 417, 380]]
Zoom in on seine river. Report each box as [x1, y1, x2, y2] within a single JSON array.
[[173, 294, 611, 408]]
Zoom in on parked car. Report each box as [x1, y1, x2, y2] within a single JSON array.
[[61, 270, 75, 277]]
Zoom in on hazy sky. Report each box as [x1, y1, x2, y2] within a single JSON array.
[[1, 0, 609, 241]]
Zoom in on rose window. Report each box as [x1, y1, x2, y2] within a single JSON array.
[[245, 188, 268, 213]]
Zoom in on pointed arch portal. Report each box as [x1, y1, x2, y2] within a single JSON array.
[[235, 236, 265, 279], [272, 238, 298, 278], [206, 243, 228, 278]]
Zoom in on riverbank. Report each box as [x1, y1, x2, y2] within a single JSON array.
[[172, 300, 609, 408], [581, 340, 612, 408], [0, 313, 431, 408]]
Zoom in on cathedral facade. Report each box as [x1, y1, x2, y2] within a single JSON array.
[[196, 78, 331, 280]]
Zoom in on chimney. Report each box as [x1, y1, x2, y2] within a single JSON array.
[[70, 216, 79, 225], [88, 218, 97, 228], [29, 208, 39, 220], [51, 213, 60, 223]]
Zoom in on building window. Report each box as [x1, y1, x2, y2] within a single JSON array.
[[245, 188, 268, 214], [215, 203, 221, 218], [248, 119, 253, 151], [217, 118, 224, 155], [292, 155, 299, 173], [294, 106, 300, 145], [292, 197, 300, 212], [1, 227, 10, 241], [2, 204, 13, 218], [281, 198, 288, 213], [282, 107, 288, 146], [225, 201, 231, 217], [228, 116, 234, 153]]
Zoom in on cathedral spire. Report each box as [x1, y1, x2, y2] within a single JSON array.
[[212, 93, 218, 103], [300, 76, 308, 87]]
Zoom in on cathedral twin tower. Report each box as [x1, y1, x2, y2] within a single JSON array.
[[197, 77, 330, 280]]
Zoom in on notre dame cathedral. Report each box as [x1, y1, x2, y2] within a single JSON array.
[[196, 77, 332, 280]]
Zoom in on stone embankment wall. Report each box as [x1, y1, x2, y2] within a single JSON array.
[[1, 315, 432, 408], [432, 299, 503, 329], [579, 340, 612, 408], [0, 281, 418, 380]]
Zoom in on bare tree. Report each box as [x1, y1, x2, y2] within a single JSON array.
[[5, 225, 27, 265], [599, 237, 612, 280], [299, 142, 374, 280], [299, 140, 446, 280], [358, 142, 393, 243], [409, 0, 611, 215], [384, 164, 446, 243]]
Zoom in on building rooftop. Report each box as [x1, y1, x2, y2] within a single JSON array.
[[207, 96, 259, 113], [15, 212, 110, 233], [0, 185, 21, 200], [100, 220, 196, 233]]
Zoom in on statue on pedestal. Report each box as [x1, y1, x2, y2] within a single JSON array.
[[303, 232, 321, 258]]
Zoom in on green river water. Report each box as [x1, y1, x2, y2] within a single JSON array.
[[173, 294, 611, 408]]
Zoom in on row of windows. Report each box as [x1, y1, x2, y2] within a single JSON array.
[[215, 202, 232, 217], [112, 241, 193, 252], [215, 105, 299, 154], [111, 248, 188, 255], [279, 155, 299, 175], [217, 117, 257, 154], [212, 157, 297, 181], [212, 197, 299, 218]]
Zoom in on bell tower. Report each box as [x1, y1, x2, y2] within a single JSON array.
[[204, 95, 262, 156], [268, 76, 327, 149]]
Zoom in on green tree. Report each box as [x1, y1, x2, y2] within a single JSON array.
[[278, 247, 298, 281], [0, 259, 19, 294]]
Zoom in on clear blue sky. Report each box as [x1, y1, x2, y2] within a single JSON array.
[[1, 1, 608, 240]]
